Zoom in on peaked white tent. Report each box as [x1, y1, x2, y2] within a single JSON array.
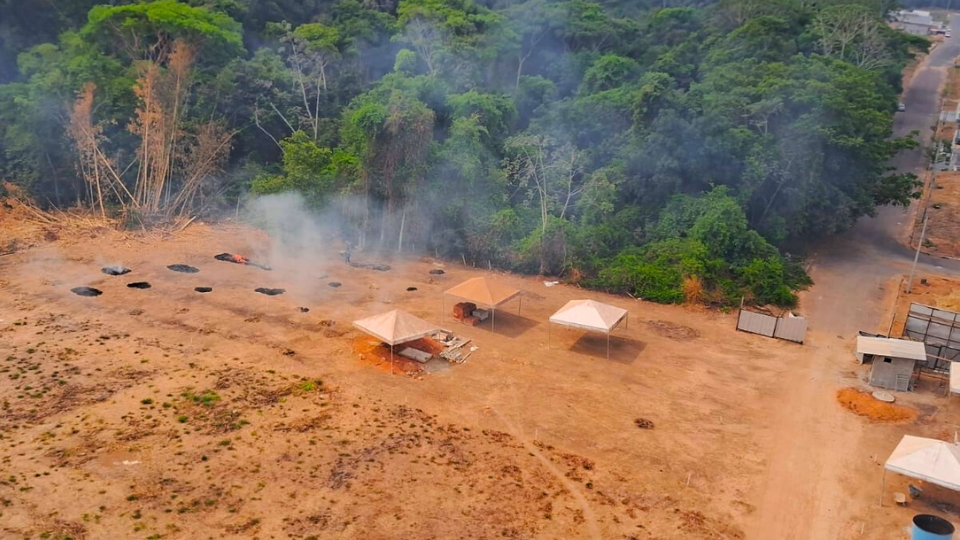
[[880, 435, 960, 504], [548, 299, 629, 359], [443, 277, 522, 331], [353, 309, 439, 372]]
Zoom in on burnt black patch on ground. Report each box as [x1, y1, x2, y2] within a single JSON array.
[[167, 264, 199, 274], [255, 288, 285, 296], [195, 287, 213, 293], [635, 418, 655, 429], [407, 287, 418, 292], [214, 253, 236, 262], [298, 307, 310, 313], [127, 282, 151, 289], [71, 287, 102, 297], [429, 269, 445, 275], [328, 282, 342, 288], [101, 266, 130, 276]]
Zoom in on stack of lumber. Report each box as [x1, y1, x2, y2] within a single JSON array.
[[434, 331, 474, 364]]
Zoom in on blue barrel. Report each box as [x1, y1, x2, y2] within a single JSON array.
[[913, 514, 955, 540]]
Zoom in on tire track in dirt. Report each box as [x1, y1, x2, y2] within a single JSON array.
[[491, 407, 603, 540]]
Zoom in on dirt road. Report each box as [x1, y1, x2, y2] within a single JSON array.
[[747, 21, 960, 540]]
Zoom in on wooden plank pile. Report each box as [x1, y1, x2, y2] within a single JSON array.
[[434, 330, 474, 364]]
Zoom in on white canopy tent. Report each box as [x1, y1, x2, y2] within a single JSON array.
[[880, 435, 960, 504], [548, 299, 629, 359], [443, 277, 521, 332], [353, 309, 439, 372]]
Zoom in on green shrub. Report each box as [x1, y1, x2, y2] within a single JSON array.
[[594, 253, 685, 304], [739, 257, 797, 307]]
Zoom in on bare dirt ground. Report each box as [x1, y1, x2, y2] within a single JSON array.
[[6, 223, 960, 539], [831, 272, 960, 539], [1, 222, 804, 540]]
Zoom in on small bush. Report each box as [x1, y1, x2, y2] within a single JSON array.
[[739, 257, 798, 307], [682, 275, 704, 304]]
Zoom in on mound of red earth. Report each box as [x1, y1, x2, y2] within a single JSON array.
[[167, 264, 199, 273], [255, 287, 285, 296], [127, 282, 151, 289], [71, 287, 102, 297], [215, 252, 271, 270], [102, 266, 131, 276]]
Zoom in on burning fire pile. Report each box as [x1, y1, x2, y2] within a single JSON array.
[[215, 252, 271, 271]]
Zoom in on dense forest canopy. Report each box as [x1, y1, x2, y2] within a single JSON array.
[[0, 0, 930, 306]]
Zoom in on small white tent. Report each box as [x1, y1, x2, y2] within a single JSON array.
[[548, 299, 628, 359], [443, 277, 522, 331], [881, 435, 960, 504], [353, 309, 438, 346], [353, 309, 438, 373]]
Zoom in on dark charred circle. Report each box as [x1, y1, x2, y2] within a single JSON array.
[[407, 287, 418, 292], [71, 287, 102, 297], [255, 287, 285, 296], [298, 307, 310, 313], [127, 282, 151, 289], [102, 266, 130, 276], [429, 269, 445, 275], [328, 282, 342, 288], [167, 264, 199, 274], [214, 253, 236, 262], [195, 287, 213, 293]]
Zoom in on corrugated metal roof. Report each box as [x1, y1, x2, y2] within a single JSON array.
[[951, 362, 960, 395], [856, 335, 927, 361]]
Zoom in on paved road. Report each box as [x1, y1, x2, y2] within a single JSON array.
[[806, 23, 960, 336]]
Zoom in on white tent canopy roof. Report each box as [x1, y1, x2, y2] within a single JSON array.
[[549, 299, 627, 333], [444, 277, 520, 308], [352, 309, 438, 346], [856, 335, 927, 361], [885, 435, 960, 492]]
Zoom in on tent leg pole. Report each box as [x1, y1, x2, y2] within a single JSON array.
[[607, 333, 610, 360], [493, 308, 496, 333]]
